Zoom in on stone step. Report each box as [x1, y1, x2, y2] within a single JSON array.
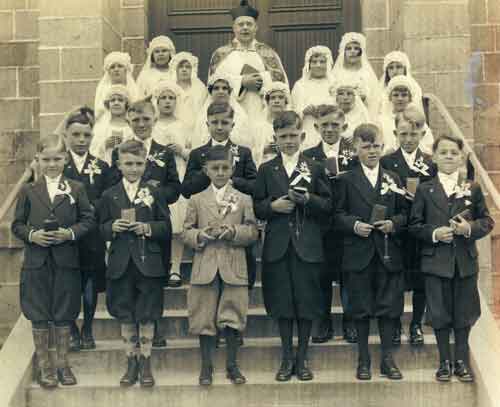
[[68, 336, 439, 374], [84, 306, 417, 340], [27, 368, 476, 407]]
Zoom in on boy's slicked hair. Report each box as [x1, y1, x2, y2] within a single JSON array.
[[118, 139, 147, 157], [402, 104, 426, 127], [127, 96, 155, 117], [65, 106, 95, 129], [37, 133, 67, 153], [206, 101, 235, 118], [206, 145, 233, 163], [432, 134, 464, 152], [353, 123, 380, 144], [315, 104, 345, 121], [273, 110, 302, 132]]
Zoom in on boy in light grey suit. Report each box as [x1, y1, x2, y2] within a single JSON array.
[[183, 145, 258, 387]]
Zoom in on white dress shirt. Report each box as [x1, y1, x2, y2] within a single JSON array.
[[212, 139, 230, 147], [361, 163, 380, 188], [401, 149, 417, 169], [69, 150, 88, 174], [122, 178, 140, 202], [322, 140, 340, 159], [212, 183, 229, 205], [281, 150, 300, 178], [438, 171, 459, 197], [134, 136, 152, 157], [45, 175, 62, 203]]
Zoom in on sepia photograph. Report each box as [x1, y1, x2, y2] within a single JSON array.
[[0, 0, 499, 406]]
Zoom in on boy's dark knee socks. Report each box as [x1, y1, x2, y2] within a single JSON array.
[[278, 318, 294, 360], [454, 326, 471, 362], [434, 328, 451, 362], [378, 318, 393, 358], [355, 319, 370, 363], [199, 335, 215, 368]]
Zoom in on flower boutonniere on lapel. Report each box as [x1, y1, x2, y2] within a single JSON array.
[[220, 193, 239, 218], [380, 173, 405, 196], [290, 161, 312, 186], [453, 181, 472, 203], [230, 145, 240, 165], [338, 149, 355, 167], [134, 187, 154, 209], [411, 157, 430, 176], [83, 158, 102, 185], [55, 180, 75, 204], [147, 150, 166, 168]]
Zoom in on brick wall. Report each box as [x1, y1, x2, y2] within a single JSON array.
[[120, 0, 147, 77]]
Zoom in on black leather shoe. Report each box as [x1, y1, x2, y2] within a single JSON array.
[[454, 360, 474, 382], [139, 355, 155, 387], [296, 359, 314, 381], [392, 326, 402, 346], [226, 365, 246, 384], [215, 332, 225, 348], [312, 321, 334, 344], [356, 361, 371, 380], [57, 366, 77, 386], [80, 333, 96, 350], [69, 333, 81, 352], [380, 356, 403, 380], [152, 335, 167, 348], [120, 355, 139, 387], [275, 359, 295, 382], [343, 327, 358, 344], [199, 365, 213, 386], [38, 367, 58, 389], [435, 360, 452, 382], [409, 324, 424, 346]]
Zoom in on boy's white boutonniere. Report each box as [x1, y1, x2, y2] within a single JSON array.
[[380, 173, 405, 196], [338, 149, 355, 166], [134, 187, 154, 208], [454, 182, 472, 200], [83, 158, 102, 185], [56, 180, 75, 204], [220, 193, 239, 217], [411, 157, 430, 176], [290, 161, 312, 186], [147, 150, 166, 167], [230, 145, 240, 164]]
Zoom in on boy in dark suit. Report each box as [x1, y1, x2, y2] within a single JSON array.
[[183, 146, 258, 386], [99, 140, 171, 387], [335, 124, 408, 381], [110, 98, 181, 347], [409, 135, 494, 382], [303, 104, 358, 344], [62, 107, 112, 351], [381, 112, 436, 346], [12, 133, 95, 388], [254, 111, 332, 382]]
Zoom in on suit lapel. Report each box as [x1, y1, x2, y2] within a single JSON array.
[[203, 186, 223, 220], [313, 143, 327, 162], [351, 166, 379, 206], [33, 178, 53, 211], [271, 155, 292, 194], [428, 177, 450, 217], [394, 149, 412, 178]]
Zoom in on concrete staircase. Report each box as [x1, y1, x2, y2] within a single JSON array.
[[22, 265, 479, 407]]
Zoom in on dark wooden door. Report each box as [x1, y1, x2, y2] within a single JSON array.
[[149, 0, 361, 87]]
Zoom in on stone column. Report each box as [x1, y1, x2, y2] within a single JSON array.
[[38, 0, 122, 134]]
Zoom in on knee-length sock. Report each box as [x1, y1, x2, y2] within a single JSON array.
[[121, 323, 137, 357], [355, 319, 370, 363], [199, 335, 215, 368], [411, 290, 426, 326], [297, 319, 312, 364], [224, 327, 240, 368], [378, 318, 394, 359], [139, 322, 154, 357], [278, 318, 294, 360], [434, 328, 451, 362], [170, 236, 184, 276], [454, 326, 471, 362], [82, 277, 97, 335]]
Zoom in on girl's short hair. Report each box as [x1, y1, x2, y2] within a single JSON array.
[[432, 135, 464, 152], [272, 111, 302, 132], [37, 133, 67, 153]]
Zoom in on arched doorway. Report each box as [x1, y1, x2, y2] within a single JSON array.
[[148, 0, 362, 86]]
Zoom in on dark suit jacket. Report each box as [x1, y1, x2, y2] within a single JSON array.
[[182, 139, 257, 198], [110, 139, 181, 206], [334, 165, 408, 272], [98, 180, 171, 279], [11, 177, 95, 269], [409, 177, 494, 278], [302, 139, 359, 175], [253, 154, 332, 263]]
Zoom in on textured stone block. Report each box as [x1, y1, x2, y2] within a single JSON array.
[[404, 37, 470, 72], [0, 41, 38, 66], [0, 248, 23, 283], [469, 0, 487, 24], [361, 0, 388, 29], [0, 99, 34, 130], [497, 26, 500, 52], [122, 37, 146, 65], [471, 25, 496, 52], [368, 57, 383, 78], [39, 0, 103, 17], [102, 20, 121, 54], [0, 67, 17, 97], [39, 114, 64, 135], [61, 48, 102, 80], [102, 0, 121, 32], [39, 17, 102, 47], [474, 111, 500, 144], [122, 0, 144, 5], [435, 71, 469, 106], [478, 143, 500, 171], [32, 98, 39, 129], [40, 80, 98, 113], [412, 72, 436, 95], [447, 106, 473, 140], [473, 84, 500, 110], [39, 48, 59, 80], [0, 131, 16, 160], [404, 2, 469, 38], [364, 29, 392, 59], [120, 6, 145, 37], [12, 130, 38, 160], [14, 10, 39, 40], [488, 0, 500, 23], [0, 0, 25, 9], [19, 67, 39, 97], [484, 53, 500, 82], [0, 11, 13, 41], [26, 0, 39, 8]]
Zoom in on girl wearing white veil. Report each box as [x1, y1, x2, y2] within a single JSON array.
[[94, 51, 139, 122], [192, 72, 250, 150], [168, 51, 208, 130], [378, 51, 424, 114], [331, 32, 381, 118], [254, 81, 291, 166], [90, 84, 135, 165], [329, 76, 370, 143], [137, 35, 176, 97], [151, 80, 191, 287], [378, 75, 433, 154], [292, 45, 335, 150]]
